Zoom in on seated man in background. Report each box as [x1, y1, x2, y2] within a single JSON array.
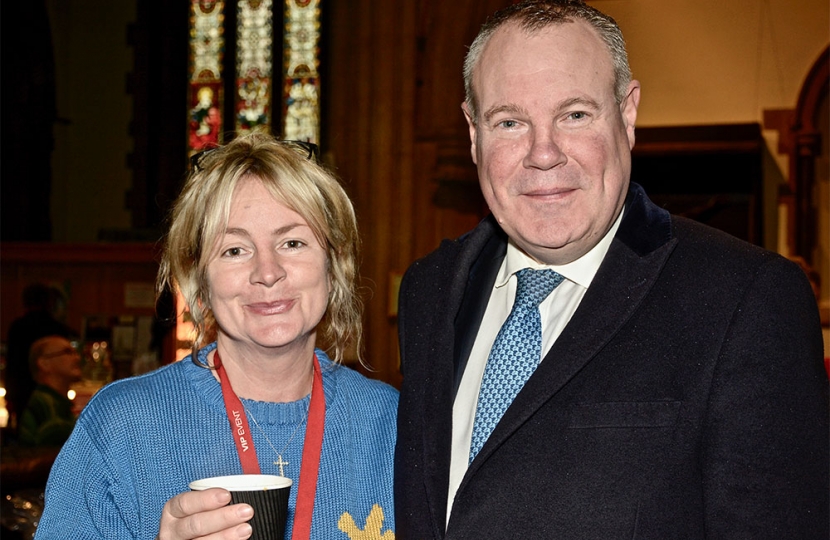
[[19, 336, 82, 448], [5, 283, 76, 421]]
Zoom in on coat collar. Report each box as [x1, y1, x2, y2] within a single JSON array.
[[617, 182, 674, 256]]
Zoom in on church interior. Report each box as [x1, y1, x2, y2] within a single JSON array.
[[0, 1, 827, 526]]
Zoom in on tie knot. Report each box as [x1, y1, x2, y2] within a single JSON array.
[[514, 268, 564, 308]]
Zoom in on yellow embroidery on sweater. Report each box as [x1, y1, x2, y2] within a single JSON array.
[[338, 504, 395, 540]]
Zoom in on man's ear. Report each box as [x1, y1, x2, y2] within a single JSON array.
[[620, 80, 640, 150], [461, 102, 478, 165], [35, 356, 50, 375]]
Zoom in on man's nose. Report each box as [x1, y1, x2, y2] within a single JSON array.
[[523, 128, 567, 170]]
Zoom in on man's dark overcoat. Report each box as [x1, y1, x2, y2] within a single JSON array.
[[395, 183, 829, 539]]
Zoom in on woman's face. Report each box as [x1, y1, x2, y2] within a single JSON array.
[[206, 176, 330, 356]]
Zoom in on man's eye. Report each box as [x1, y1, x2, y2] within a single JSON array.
[[568, 111, 587, 120], [497, 120, 518, 129]]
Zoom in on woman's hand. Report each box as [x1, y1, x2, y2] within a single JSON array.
[[158, 488, 254, 539]]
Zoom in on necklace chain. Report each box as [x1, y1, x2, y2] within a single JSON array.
[[246, 405, 308, 476]]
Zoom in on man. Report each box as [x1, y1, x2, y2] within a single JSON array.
[[394, 1, 829, 538], [19, 335, 82, 447], [6, 283, 75, 419]]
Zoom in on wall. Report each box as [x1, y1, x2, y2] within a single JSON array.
[[46, 0, 136, 242], [591, 0, 828, 201], [594, 0, 828, 126]]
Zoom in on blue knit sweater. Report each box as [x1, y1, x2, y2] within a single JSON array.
[[36, 344, 398, 539]]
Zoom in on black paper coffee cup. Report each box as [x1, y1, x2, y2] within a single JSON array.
[[190, 474, 292, 540]]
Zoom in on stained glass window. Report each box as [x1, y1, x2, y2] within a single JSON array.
[[188, 0, 320, 156], [189, 0, 225, 152], [235, 0, 273, 135], [282, 0, 321, 143]]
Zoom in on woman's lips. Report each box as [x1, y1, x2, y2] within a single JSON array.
[[245, 300, 295, 315]]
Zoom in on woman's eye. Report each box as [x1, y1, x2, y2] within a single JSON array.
[[285, 239, 306, 249], [223, 247, 243, 257]]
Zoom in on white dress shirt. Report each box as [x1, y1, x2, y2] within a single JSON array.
[[446, 209, 624, 522]]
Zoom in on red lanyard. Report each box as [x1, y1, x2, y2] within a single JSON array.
[[214, 350, 325, 540]]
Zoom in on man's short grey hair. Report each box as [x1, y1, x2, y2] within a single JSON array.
[[463, 0, 632, 123]]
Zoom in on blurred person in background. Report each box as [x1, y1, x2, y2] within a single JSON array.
[[5, 283, 76, 429], [19, 335, 82, 448]]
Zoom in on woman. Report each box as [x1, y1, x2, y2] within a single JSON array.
[[35, 133, 398, 539]]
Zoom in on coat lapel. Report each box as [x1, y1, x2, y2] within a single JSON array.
[[453, 222, 507, 398], [460, 183, 677, 482], [418, 217, 505, 534]]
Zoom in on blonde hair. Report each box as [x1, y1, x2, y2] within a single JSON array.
[[158, 133, 362, 364]]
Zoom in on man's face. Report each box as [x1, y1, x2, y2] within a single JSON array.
[[39, 337, 82, 383], [464, 21, 640, 265]]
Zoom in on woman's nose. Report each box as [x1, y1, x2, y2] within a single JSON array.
[[250, 250, 286, 286]]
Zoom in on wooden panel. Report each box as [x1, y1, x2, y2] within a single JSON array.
[[326, 0, 417, 385], [324, 0, 511, 387], [1, 243, 162, 362]]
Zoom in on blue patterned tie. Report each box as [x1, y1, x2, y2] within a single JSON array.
[[469, 268, 564, 463]]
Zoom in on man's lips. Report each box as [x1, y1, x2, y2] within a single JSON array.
[[245, 300, 295, 315], [522, 186, 576, 199]]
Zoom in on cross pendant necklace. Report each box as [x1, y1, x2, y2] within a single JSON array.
[[273, 455, 289, 476], [246, 406, 308, 477]]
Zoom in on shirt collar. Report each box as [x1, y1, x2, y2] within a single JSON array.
[[495, 206, 625, 290]]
